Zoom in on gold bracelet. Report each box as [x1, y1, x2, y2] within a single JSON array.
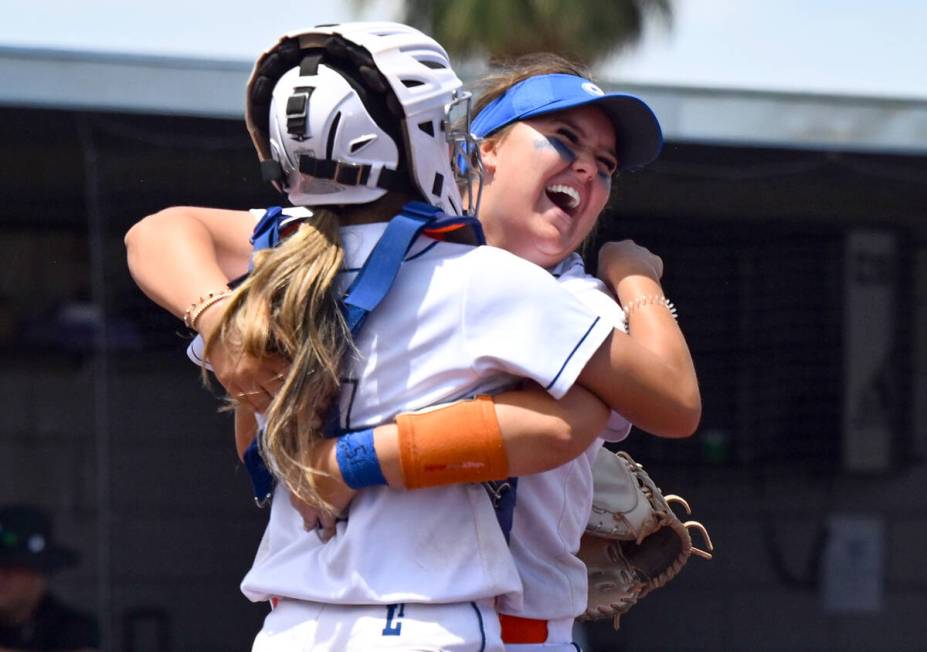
[[183, 290, 232, 331], [623, 294, 678, 320]]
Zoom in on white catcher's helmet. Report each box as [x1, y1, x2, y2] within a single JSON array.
[[246, 22, 478, 215]]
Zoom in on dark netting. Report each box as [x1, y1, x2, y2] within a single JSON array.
[[604, 217, 850, 471]]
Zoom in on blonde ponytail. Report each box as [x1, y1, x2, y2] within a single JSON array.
[[205, 208, 351, 514]]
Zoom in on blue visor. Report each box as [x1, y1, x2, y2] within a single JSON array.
[[471, 73, 663, 171]]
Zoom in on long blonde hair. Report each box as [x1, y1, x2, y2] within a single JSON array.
[[205, 194, 410, 514]]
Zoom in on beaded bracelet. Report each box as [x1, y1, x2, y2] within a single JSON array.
[[183, 289, 232, 331], [623, 294, 678, 320]]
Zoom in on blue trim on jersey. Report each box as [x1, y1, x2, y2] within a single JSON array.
[[469, 602, 486, 652], [545, 316, 602, 391], [188, 342, 205, 365], [405, 239, 440, 262]]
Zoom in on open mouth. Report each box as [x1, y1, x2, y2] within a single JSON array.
[[545, 184, 580, 215]]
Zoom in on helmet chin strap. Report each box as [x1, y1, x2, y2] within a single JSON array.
[[297, 155, 414, 194]]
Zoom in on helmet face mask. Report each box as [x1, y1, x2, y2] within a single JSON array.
[[445, 90, 484, 217], [247, 22, 481, 216]]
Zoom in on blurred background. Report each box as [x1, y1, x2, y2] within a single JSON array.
[[0, 1, 925, 650]]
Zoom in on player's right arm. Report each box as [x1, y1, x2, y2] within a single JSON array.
[[125, 206, 288, 412], [125, 206, 254, 318]]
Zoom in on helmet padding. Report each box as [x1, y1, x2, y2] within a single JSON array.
[[246, 23, 472, 214]]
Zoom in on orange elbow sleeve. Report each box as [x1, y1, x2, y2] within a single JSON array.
[[397, 395, 509, 489]]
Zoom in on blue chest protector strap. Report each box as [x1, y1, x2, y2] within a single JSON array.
[[339, 201, 481, 334], [242, 202, 487, 507]]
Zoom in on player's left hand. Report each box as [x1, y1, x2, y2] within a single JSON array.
[[291, 438, 359, 541], [289, 487, 357, 542], [196, 306, 290, 413], [288, 492, 334, 539]]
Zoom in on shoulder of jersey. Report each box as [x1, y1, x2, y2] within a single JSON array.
[[459, 245, 564, 280], [248, 206, 313, 220]]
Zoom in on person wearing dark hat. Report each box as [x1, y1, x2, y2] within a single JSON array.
[[0, 506, 99, 652]]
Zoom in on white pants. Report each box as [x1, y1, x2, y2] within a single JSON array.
[[252, 599, 503, 651]]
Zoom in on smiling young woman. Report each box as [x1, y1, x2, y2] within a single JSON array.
[[477, 105, 617, 268]]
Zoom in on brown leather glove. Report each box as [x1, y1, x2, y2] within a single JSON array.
[[578, 450, 714, 628]]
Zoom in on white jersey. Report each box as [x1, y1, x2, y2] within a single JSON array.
[[239, 215, 614, 608], [498, 254, 631, 625]]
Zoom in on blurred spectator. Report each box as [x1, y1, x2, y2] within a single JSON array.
[[0, 506, 99, 652]]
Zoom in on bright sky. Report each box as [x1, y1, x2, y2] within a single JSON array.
[[1, 0, 925, 99]]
